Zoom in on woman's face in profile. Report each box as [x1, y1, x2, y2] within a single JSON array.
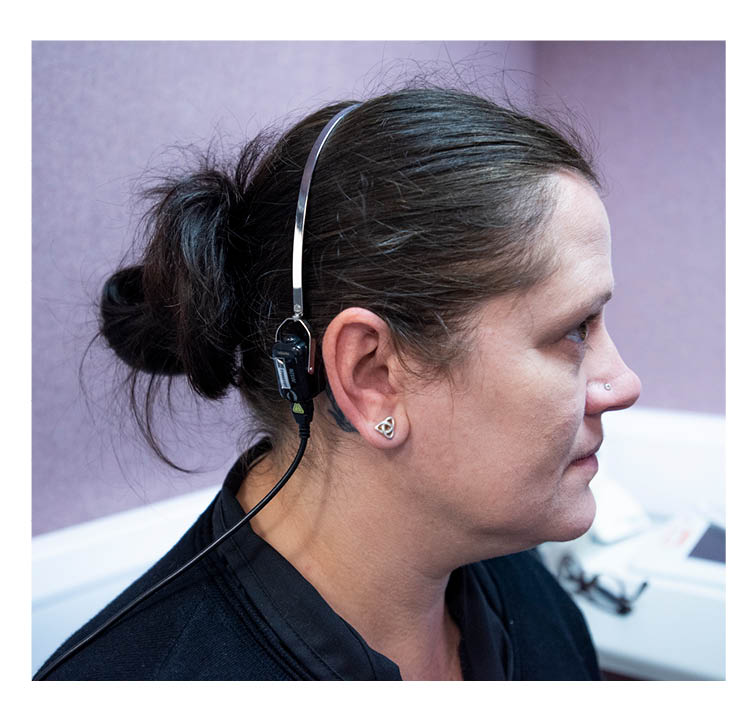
[[403, 171, 642, 555]]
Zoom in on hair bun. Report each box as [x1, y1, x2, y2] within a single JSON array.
[[100, 266, 184, 376]]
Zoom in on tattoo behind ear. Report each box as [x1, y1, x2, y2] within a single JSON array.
[[325, 382, 358, 433]]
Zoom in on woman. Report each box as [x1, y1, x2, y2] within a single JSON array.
[[36, 88, 641, 680]]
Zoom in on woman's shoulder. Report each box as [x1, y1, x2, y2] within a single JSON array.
[[34, 500, 289, 681]]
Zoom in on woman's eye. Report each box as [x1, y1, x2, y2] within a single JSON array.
[[565, 319, 590, 344]]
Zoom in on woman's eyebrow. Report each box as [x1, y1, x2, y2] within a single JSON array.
[[549, 287, 614, 330], [583, 288, 614, 316]]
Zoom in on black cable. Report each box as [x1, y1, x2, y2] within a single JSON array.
[[35, 432, 309, 680]]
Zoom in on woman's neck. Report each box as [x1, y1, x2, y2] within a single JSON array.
[[235, 443, 464, 680]]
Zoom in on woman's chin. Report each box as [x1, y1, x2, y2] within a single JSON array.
[[544, 489, 597, 543]]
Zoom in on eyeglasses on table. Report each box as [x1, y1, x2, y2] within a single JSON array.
[[557, 554, 649, 616]]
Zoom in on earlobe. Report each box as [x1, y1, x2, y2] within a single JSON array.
[[322, 308, 409, 448]]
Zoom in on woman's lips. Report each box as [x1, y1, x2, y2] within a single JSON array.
[[570, 439, 602, 465], [569, 453, 598, 471]]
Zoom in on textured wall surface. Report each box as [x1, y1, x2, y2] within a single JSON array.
[[32, 41, 724, 534]]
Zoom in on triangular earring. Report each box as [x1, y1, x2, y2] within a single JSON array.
[[374, 416, 395, 439]]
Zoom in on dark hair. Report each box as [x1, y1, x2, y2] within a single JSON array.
[[99, 88, 598, 466]]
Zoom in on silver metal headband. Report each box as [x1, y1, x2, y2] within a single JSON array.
[[291, 103, 361, 317]]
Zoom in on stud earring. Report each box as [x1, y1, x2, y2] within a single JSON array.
[[604, 383, 612, 391], [374, 416, 395, 439]]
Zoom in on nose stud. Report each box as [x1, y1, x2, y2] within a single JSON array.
[[374, 416, 395, 439], [604, 383, 612, 391]]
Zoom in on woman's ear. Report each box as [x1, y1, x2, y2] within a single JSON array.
[[321, 307, 409, 448]]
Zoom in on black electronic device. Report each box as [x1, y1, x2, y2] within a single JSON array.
[[272, 319, 324, 405]]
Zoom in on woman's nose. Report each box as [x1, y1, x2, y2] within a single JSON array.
[[585, 335, 642, 415]]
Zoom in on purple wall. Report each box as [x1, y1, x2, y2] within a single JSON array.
[[32, 41, 724, 535], [535, 42, 725, 416]]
